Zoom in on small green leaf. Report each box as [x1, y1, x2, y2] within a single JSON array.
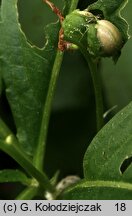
[[0, 169, 31, 185], [62, 179, 132, 199], [0, 0, 59, 155], [84, 102, 132, 183]]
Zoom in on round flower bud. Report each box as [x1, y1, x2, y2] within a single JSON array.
[[96, 20, 123, 56], [63, 10, 123, 59]]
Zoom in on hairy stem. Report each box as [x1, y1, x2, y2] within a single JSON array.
[[33, 0, 79, 171]]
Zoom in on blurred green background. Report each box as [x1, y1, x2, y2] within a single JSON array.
[[0, 0, 131, 198]]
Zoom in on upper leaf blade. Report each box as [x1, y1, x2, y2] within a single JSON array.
[[0, 0, 59, 155], [83, 102, 132, 183]]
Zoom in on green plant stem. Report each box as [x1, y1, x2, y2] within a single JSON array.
[[33, 0, 79, 171], [33, 51, 64, 170], [16, 187, 38, 200], [89, 59, 104, 131], [0, 118, 54, 194], [0, 118, 13, 139], [81, 50, 104, 131], [0, 139, 54, 192]]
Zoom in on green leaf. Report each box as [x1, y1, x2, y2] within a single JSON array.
[[62, 179, 132, 199], [0, 169, 31, 185], [0, 0, 59, 155], [17, 0, 62, 47], [88, 0, 129, 42], [83, 102, 132, 183], [62, 102, 132, 199]]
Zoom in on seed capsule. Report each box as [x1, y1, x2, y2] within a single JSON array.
[[96, 20, 123, 56]]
